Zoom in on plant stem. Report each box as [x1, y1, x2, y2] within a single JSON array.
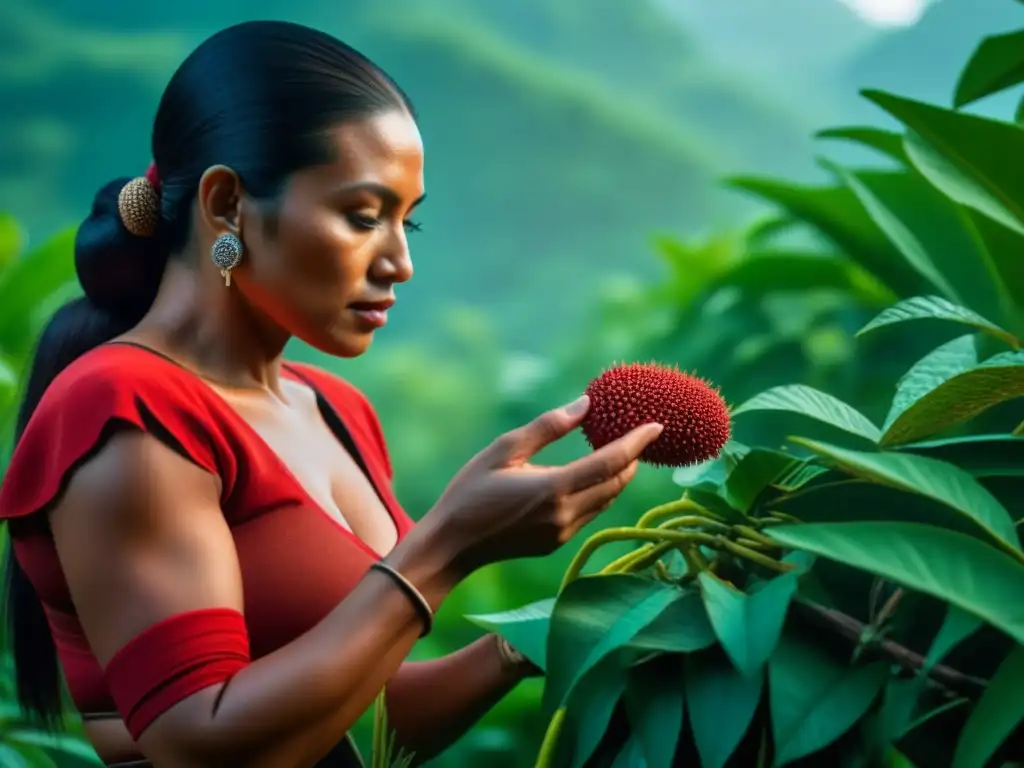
[[561, 528, 718, 590], [534, 707, 566, 768], [636, 497, 722, 528], [717, 538, 796, 573]]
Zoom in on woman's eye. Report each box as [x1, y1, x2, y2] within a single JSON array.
[[347, 213, 422, 234], [347, 213, 381, 231]]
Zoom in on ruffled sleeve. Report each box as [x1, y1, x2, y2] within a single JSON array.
[[0, 345, 237, 520]]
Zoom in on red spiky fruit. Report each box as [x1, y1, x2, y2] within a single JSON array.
[[581, 362, 731, 467]]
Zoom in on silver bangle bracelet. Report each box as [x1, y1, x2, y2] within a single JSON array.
[[370, 561, 433, 638]]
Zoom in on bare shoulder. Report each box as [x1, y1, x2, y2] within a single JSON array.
[[50, 429, 241, 666]]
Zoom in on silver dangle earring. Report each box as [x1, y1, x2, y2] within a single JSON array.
[[210, 233, 244, 287]]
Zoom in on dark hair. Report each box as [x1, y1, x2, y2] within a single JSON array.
[[4, 20, 412, 727]]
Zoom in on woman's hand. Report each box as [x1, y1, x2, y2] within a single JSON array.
[[418, 395, 663, 578]]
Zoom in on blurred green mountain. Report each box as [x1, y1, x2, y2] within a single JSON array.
[[0, 0, 820, 345]]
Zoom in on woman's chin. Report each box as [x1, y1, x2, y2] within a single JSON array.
[[297, 327, 375, 360]]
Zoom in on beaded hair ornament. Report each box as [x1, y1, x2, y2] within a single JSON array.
[[117, 163, 162, 238]]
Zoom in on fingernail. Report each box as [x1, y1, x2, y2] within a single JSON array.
[[564, 395, 590, 416], [648, 423, 665, 436]]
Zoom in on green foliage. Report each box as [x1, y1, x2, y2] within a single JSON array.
[[479, 21, 1024, 768], [3, 9, 1024, 768], [0, 239, 99, 764]]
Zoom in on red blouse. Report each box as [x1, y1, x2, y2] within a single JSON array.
[[0, 342, 416, 717]]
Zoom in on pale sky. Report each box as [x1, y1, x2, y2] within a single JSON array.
[[840, 0, 930, 27]]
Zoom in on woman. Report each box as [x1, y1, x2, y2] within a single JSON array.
[[0, 20, 661, 768]]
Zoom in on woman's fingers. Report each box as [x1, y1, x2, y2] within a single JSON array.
[[482, 395, 592, 467], [563, 459, 639, 526], [556, 423, 662, 495]]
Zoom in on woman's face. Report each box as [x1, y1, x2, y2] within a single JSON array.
[[237, 109, 425, 358]]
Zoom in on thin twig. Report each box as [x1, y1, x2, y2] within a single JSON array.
[[791, 599, 988, 698]]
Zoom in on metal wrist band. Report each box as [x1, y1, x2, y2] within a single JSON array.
[[370, 561, 433, 638]]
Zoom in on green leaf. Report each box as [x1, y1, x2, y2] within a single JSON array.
[[711, 250, 894, 306], [624, 655, 684, 768], [882, 335, 980, 439], [769, 633, 888, 766], [857, 296, 1019, 349], [954, 29, 1024, 108], [925, 606, 981, 672], [627, 588, 717, 653], [721, 449, 798, 513], [882, 349, 1024, 446], [731, 385, 881, 443], [5, 731, 100, 765], [610, 737, 647, 768], [882, 605, 981, 741], [953, 644, 1024, 768], [816, 127, 908, 164], [686, 650, 762, 768], [899, 434, 1024, 478], [465, 598, 554, 672], [0, 227, 78, 357], [788, 437, 1021, 556], [963, 207, 1024, 312], [862, 90, 1024, 236], [564, 656, 629, 768], [766, 522, 1024, 645], [698, 571, 797, 678], [543, 576, 692, 713], [725, 176, 930, 297], [822, 165, 962, 304], [0, 213, 23, 269]]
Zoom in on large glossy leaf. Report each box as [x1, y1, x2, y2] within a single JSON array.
[[862, 90, 1024, 236], [769, 633, 888, 766], [857, 296, 1019, 349], [789, 437, 1020, 555], [627, 588, 717, 652], [823, 165, 964, 304], [563, 656, 629, 768], [954, 29, 1024, 108], [731, 385, 881, 443], [767, 522, 1024, 644], [882, 349, 1024, 446], [899, 434, 1024, 478], [883, 335, 980, 437], [953, 644, 1024, 768], [624, 655, 684, 768], [721, 449, 797, 513], [698, 571, 797, 678], [465, 598, 554, 671], [816, 127, 908, 164], [711, 250, 894, 306], [963, 208, 1024, 311], [543, 576, 692, 713], [686, 651, 762, 768], [725, 176, 929, 297]]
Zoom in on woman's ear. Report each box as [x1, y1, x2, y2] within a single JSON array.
[[195, 165, 245, 238]]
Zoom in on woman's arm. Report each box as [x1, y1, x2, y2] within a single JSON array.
[[53, 430, 459, 768], [385, 634, 536, 760], [83, 635, 534, 765]]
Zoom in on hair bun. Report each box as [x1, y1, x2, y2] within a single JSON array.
[[75, 177, 170, 318], [117, 177, 161, 237]]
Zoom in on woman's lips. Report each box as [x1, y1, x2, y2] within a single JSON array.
[[349, 300, 394, 329]]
